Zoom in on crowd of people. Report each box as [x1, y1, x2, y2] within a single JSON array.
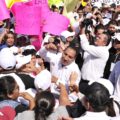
[[1, 0, 120, 120]]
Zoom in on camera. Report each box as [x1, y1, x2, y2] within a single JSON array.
[[82, 18, 93, 28], [44, 36, 60, 46], [53, 37, 60, 45]]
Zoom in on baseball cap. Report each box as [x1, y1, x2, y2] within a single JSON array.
[[34, 69, 51, 90], [0, 48, 16, 70], [15, 54, 31, 69], [60, 30, 75, 39]]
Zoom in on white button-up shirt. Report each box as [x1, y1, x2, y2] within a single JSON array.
[[80, 34, 109, 82], [74, 111, 112, 120], [39, 47, 81, 101]]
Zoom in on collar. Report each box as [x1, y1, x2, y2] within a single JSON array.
[[85, 111, 108, 116], [61, 61, 76, 69]]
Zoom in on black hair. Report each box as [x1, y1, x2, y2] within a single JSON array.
[[16, 36, 30, 47], [69, 37, 80, 54], [36, 55, 50, 71], [0, 76, 16, 101], [51, 5, 58, 12], [35, 91, 55, 120], [69, 37, 84, 70], [85, 82, 110, 112], [59, 6, 64, 14], [22, 49, 37, 56], [108, 20, 118, 26], [65, 45, 79, 58], [4, 31, 15, 39], [84, 82, 116, 116], [36, 55, 41, 59], [110, 3, 116, 8], [94, 24, 105, 35]]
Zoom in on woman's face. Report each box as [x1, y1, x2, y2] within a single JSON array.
[[37, 57, 44, 66], [8, 83, 19, 100], [30, 55, 36, 66], [6, 33, 15, 47]]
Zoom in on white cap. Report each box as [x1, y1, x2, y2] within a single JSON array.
[[34, 69, 51, 90], [0, 48, 16, 70], [103, 18, 110, 25], [15, 54, 31, 69], [21, 45, 35, 53], [60, 30, 75, 39], [24, 45, 35, 50], [93, 2, 102, 8], [112, 33, 120, 41], [9, 46, 19, 54]]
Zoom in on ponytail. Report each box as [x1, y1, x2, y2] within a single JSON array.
[[35, 107, 46, 120], [105, 98, 116, 117], [35, 91, 55, 120]]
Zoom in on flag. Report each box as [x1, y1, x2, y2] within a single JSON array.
[[5, 0, 29, 8]]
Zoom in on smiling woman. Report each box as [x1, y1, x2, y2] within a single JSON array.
[[4, 31, 16, 47]]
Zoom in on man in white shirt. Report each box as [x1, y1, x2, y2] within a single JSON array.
[[80, 33, 109, 81], [39, 43, 81, 102], [79, 29, 110, 93]]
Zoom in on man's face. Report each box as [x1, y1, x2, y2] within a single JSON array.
[[96, 29, 105, 36], [94, 34, 107, 46], [61, 47, 76, 66], [108, 24, 116, 35]]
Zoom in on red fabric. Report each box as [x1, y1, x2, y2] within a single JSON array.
[[0, 106, 16, 120]]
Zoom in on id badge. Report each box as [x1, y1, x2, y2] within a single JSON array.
[[110, 63, 115, 72]]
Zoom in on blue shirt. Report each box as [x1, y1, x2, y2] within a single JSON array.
[[109, 61, 120, 86]]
